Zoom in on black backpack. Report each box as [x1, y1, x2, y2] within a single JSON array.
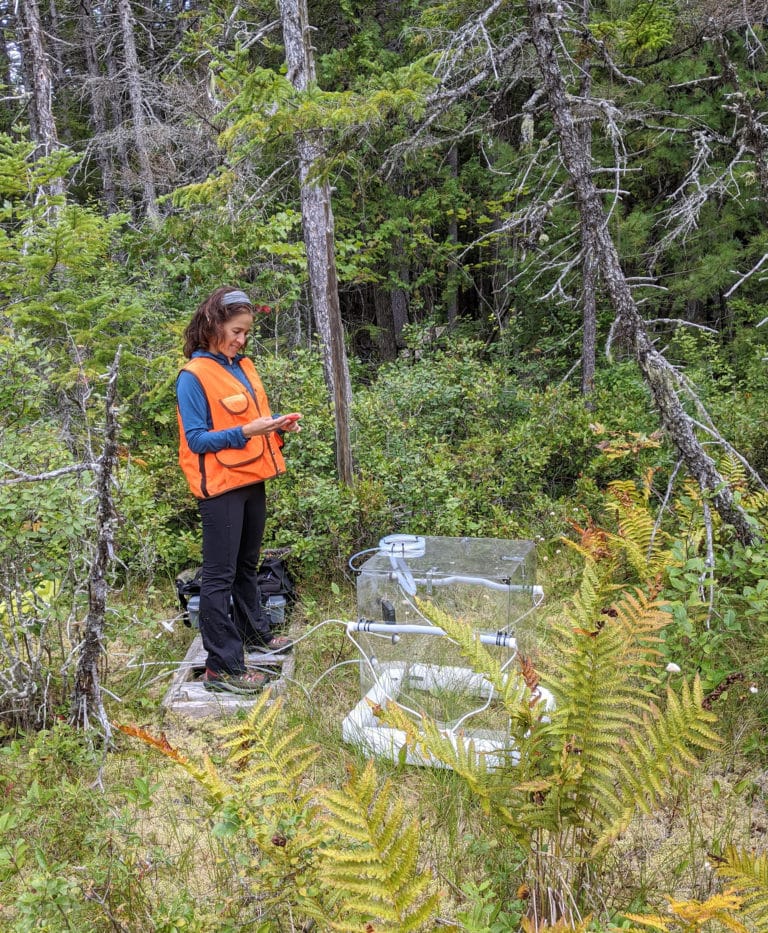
[[175, 551, 296, 628], [256, 553, 297, 606], [175, 566, 203, 626]]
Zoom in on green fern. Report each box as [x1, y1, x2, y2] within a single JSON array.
[[218, 689, 321, 805], [378, 563, 721, 922], [119, 691, 439, 930], [605, 478, 671, 582], [319, 759, 441, 932]]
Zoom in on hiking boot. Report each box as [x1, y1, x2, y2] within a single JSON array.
[[245, 633, 294, 653], [202, 668, 268, 694]]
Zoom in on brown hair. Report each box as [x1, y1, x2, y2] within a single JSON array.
[[182, 286, 254, 359]]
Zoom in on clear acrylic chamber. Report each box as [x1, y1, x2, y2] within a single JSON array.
[[346, 535, 543, 748]]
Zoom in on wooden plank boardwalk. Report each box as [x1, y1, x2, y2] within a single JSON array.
[[162, 634, 295, 719]]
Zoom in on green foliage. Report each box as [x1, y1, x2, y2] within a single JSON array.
[[591, 0, 676, 62], [455, 878, 526, 932], [0, 724, 239, 930], [379, 564, 720, 923], [121, 693, 440, 930]]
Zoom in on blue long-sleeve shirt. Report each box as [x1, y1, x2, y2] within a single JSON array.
[[176, 350, 257, 454]]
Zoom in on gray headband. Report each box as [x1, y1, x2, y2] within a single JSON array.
[[222, 290, 252, 308]]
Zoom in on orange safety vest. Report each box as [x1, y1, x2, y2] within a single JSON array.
[[177, 356, 286, 499]]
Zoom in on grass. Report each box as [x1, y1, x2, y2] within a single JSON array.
[[1, 573, 768, 930]]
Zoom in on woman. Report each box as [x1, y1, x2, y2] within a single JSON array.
[[176, 286, 302, 694]]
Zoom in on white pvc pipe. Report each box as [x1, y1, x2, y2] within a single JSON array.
[[350, 620, 517, 649], [405, 574, 542, 596]]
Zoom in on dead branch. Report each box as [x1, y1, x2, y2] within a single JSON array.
[[0, 461, 98, 486], [724, 252, 768, 297], [69, 348, 122, 741]]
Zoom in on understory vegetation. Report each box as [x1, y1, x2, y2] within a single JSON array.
[[3, 0, 768, 927], [2, 331, 768, 930]]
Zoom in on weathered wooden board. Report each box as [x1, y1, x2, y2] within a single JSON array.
[[162, 634, 295, 719]]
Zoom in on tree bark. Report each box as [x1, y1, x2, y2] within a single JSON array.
[[446, 143, 459, 327], [116, 0, 158, 220], [105, 43, 132, 206], [18, 0, 65, 205], [69, 350, 121, 737], [374, 285, 398, 361], [527, 0, 757, 544], [279, 0, 355, 485], [581, 222, 597, 400], [577, 2, 596, 400], [392, 253, 410, 349], [80, 0, 118, 213]]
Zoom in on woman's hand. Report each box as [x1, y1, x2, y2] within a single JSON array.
[[279, 412, 303, 433], [243, 413, 302, 437]]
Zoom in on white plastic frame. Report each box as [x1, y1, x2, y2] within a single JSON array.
[[341, 658, 554, 770]]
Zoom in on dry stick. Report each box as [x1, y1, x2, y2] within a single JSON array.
[[0, 461, 98, 486], [69, 347, 122, 743], [649, 459, 683, 560], [724, 252, 768, 298]]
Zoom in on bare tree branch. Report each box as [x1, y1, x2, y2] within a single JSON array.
[[69, 348, 122, 740]]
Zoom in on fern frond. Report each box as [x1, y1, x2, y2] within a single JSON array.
[[718, 454, 749, 489], [605, 480, 670, 580], [625, 889, 747, 933], [715, 846, 768, 931], [538, 586, 720, 851], [114, 722, 229, 801], [413, 596, 538, 722], [319, 759, 440, 932], [621, 911, 671, 932], [377, 701, 505, 807], [602, 676, 719, 851], [218, 690, 321, 802], [568, 557, 612, 622]]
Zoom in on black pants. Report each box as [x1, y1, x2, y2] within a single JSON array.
[[198, 482, 271, 675]]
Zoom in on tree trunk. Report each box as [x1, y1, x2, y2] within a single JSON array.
[[446, 143, 459, 327], [47, 0, 70, 143], [0, 34, 17, 135], [116, 0, 158, 221], [18, 0, 65, 205], [391, 257, 410, 349], [577, 4, 596, 400], [69, 350, 121, 737], [80, 0, 118, 213], [105, 44, 132, 206], [374, 285, 398, 361], [581, 226, 597, 400], [279, 0, 354, 485], [527, 0, 757, 544]]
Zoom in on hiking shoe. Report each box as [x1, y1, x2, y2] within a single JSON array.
[[202, 669, 268, 694], [246, 634, 294, 653]]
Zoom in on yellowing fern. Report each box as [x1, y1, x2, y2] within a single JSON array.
[[713, 846, 768, 932], [118, 692, 439, 930], [319, 760, 441, 932], [624, 889, 747, 932], [373, 564, 722, 922]]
